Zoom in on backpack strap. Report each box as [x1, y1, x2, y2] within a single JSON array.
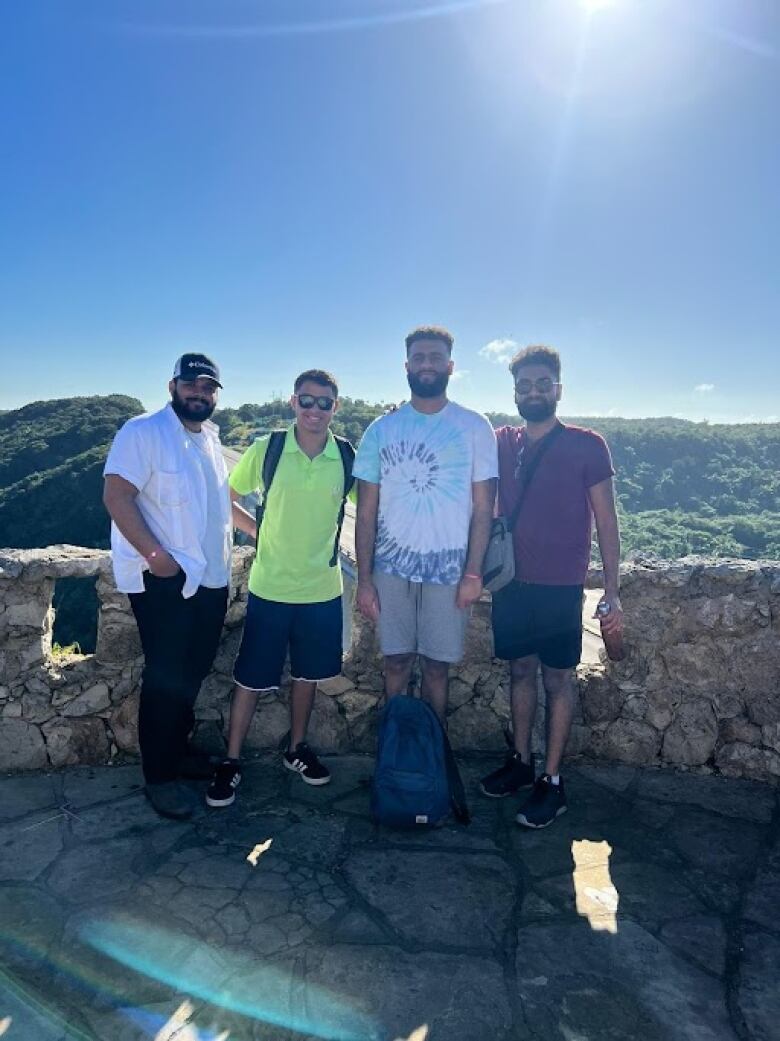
[[255, 430, 286, 543], [442, 728, 471, 825], [329, 436, 356, 567], [506, 421, 565, 533]]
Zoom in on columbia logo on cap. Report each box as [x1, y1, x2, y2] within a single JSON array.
[[173, 352, 223, 388]]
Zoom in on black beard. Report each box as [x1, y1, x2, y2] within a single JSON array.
[[171, 392, 216, 423], [407, 372, 450, 398], [517, 399, 556, 422]]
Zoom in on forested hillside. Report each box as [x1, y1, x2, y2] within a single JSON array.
[[215, 400, 780, 560], [0, 396, 143, 550], [0, 395, 142, 490], [1, 395, 778, 561]]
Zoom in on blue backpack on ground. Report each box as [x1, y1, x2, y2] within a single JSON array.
[[371, 696, 470, 828]]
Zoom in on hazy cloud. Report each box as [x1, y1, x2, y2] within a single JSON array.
[[450, 370, 469, 381], [694, 383, 715, 393], [479, 339, 517, 364]]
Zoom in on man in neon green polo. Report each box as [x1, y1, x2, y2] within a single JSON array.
[[206, 369, 354, 807]]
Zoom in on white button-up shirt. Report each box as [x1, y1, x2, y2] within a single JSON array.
[[104, 403, 232, 598]]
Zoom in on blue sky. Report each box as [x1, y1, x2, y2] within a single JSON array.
[[1, 0, 778, 421]]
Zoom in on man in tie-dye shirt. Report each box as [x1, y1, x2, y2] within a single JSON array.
[[354, 326, 498, 720]]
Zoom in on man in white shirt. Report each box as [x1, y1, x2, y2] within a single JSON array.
[[103, 353, 232, 819], [354, 326, 498, 720]]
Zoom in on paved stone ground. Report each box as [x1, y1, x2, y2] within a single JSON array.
[[1, 754, 778, 1041]]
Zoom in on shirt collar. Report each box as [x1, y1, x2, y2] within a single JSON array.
[[285, 425, 339, 459]]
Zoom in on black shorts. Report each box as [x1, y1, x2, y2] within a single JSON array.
[[233, 593, 343, 691], [491, 581, 583, 669]]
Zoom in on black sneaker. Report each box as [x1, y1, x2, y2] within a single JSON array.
[[480, 751, 535, 798], [516, 775, 567, 829], [283, 743, 331, 786], [205, 760, 242, 807]]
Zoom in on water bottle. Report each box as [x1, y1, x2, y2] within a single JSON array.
[[596, 600, 626, 662]]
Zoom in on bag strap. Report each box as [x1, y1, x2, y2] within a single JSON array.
[[505, 422, 565, 533], [255, 430, 286, 543], [442, 728, 471, 825], [329, 436, 356, 567]]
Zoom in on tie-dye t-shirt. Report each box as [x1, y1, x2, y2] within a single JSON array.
[[353, 401, 498, 585]]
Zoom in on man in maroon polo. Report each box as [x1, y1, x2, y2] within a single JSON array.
[[480, 345, 623, 828]]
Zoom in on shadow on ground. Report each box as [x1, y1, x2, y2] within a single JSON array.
[[0, 753, 778, 1040]]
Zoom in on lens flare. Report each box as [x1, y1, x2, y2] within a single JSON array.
[[80, 914, 375, 1040]]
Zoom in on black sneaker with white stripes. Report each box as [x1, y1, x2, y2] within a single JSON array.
[[283, 742, 331, 786], [205, 759, 242, 807]]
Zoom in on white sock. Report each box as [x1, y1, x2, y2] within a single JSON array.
[[549, 774, 560, 785]]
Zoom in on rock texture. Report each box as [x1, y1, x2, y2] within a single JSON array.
[[1, 546, 779, 781], [0, 754, 777, 1040]]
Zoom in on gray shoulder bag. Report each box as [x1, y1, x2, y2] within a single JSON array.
[[482, 423, 564, 593]]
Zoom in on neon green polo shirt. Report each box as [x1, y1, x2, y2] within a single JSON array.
[[229, 427, 348, 604]]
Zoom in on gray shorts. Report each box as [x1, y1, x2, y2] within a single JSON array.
[[373, 570, 469, 663]]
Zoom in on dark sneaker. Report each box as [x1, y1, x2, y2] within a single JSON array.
[[516, 775, 567, 829], [480, 751, 535, 798], [145, 781, 195, 820], [206, 760, 242, 807], [283, 743, 331, 786]]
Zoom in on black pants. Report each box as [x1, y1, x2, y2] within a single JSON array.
[[129, 572, 228, 784]]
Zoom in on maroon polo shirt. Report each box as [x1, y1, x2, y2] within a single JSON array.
[[496, 421, 614, 586]]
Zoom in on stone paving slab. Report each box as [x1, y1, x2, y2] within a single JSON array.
[[0, 753, 778, 1041]]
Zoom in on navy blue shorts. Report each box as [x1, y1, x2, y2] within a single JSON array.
[[233, 593, 343, 691], [491, 581, 583, 669]]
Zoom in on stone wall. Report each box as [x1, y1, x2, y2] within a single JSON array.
[[1, 546, 778, 782]]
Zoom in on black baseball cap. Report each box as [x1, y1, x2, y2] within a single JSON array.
[[172, 353, 223, 387]]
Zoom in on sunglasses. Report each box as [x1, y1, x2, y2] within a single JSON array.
[[514, 377, 559, 395], [297, 393, 335, 411]]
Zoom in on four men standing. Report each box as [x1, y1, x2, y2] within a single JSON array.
[[104, 335, 623, 829]]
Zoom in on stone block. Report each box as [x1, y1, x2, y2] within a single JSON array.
[[3, 599, 52, 630], [0, 718, 48, 771], [60, 683, 111, 717], [566, 721, 592, 757], [109, 692, 140, 753], [662, 697, 718, 766], [596, 718, 661, 765], [580, 670, 624, 725], [20, 639, 48, 672], [719, 716, 761, 746], [95, 617, 141, 665], [660, 639, 733, 693], [2, 701, 22, 718], [244, 697, 291, 750], [447, 701, 505, 751], [42, 718, 109, 767], [317, 674, 354, 697], [448, 676, 476, 709], [691, 594, 762, 633], [744, 686, 780, 727], [194, 673, 230, 721], [715, 742, 780, 782], [307, 691, 349, 752], [211, 628, 241, 675], [760, 722, 780, 753]]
